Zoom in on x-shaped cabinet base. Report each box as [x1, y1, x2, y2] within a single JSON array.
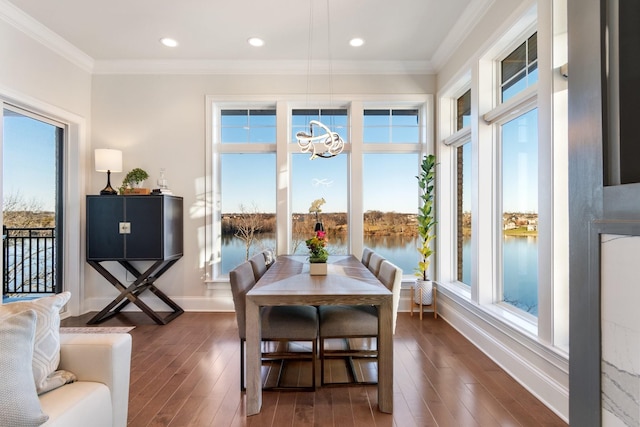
[[87, 259, 184, 325]]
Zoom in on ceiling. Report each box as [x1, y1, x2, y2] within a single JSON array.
[[3, 0, 491, 74]]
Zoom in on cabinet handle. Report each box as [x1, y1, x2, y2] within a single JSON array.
[[119, 222, 131, 234]]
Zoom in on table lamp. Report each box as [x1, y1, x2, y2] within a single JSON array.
[[95, 149, 122, 195]]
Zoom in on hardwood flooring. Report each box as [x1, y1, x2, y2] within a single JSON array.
[[60, 311, 567, 426]]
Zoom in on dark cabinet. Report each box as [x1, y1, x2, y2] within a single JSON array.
[[85, 195, 184, 325], [86, 195, 183, 261]]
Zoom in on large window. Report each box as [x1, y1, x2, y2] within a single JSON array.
[[216, 108, 276, 275], [209, 99, 429, 279], [2, 106, 64, 295], [457, 142, 472, 285], [291, 153, 348, 255], [500, 108, 538, 314], [363, 153, 419, 274]]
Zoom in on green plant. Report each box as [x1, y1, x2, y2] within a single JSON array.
[[119, 168, 149, 193], [415, 154, 437, 281], [306, 230, 328, 263]]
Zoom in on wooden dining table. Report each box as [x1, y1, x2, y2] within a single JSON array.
[[245, 255, 394, 415]]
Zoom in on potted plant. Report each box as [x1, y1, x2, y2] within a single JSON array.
[[414, 154, 436, 305], [119, 168, 150, 194], [306, 198, 329, 275]]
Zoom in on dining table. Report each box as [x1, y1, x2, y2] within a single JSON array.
[[245, 254, 394, 415]]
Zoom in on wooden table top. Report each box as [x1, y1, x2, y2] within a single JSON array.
[[248, 255, 391, 303]]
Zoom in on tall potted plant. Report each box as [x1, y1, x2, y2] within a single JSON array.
[[414, 154, 436, 305]]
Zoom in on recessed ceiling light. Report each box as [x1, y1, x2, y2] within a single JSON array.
[[160, 38, 178, 48], [349, 38, 365, 47], [248, 37, 265, 47]]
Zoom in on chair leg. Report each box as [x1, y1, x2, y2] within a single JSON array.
[[240, 339, 245, 391], [312, 338, 317, 390], [320, 337, 325, 386]]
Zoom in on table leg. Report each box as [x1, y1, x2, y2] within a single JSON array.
[[245, 298, 262, 415], [377, 297, 394, 413]]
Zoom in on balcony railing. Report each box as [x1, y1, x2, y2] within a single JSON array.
[[2, 226, 57, 295]]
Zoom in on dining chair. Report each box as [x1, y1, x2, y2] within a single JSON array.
[[229, 261, 318, 391], [361, 247, 373, 268], [318, 259, 402, 385], [248, 251, 268, 281], [367, 252, 385, 277]]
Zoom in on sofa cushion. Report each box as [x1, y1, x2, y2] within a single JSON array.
[[1, 292, 75, 394], [0, 309, 49, 426], [40, 382, 112, 427]]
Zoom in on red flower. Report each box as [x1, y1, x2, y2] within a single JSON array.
[[316, 230, 326, 239]]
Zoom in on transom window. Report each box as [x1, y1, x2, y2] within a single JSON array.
[[501, 32, 538, 102], [220, 109, 276, 143], [363, 109, 419, 143]]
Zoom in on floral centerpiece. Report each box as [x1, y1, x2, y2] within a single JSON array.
[[306, 230, 329, 263]]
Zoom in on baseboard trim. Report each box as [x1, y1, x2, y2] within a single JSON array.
[[435, 285, 569, 423]]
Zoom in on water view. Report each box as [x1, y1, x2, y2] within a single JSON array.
[[220, 228, 538, 316]]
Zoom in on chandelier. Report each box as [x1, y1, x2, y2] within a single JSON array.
[[296, 0, 345, 160]]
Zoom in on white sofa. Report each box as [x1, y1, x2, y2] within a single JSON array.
[[40, 333, 132, 427]]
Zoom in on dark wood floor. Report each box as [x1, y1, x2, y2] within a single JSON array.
[[61, 311, 568, 427]]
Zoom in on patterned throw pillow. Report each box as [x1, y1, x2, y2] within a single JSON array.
[[0, 292, 75, 394], [0, 309, 49, 426]]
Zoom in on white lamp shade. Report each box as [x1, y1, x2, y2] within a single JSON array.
[[95, 149, 122, 172]]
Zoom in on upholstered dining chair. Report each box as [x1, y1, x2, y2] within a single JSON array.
[[248, 251, 269, 281], [229, 261, 318, 391], [361, 247, 373, 268], [367, 252, 385, 277], [318, 259, 402, 385]]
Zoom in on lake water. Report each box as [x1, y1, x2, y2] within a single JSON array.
[[220, 233, 538, 315]]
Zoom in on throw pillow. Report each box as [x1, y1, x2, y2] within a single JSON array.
[[0, 309, 49, 426], [0, 292, 73, 394]]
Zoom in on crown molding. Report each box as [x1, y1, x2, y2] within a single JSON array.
[[0, 0, 94, 73], [431, 0, 496, 72], [92, 59, 434, 75]]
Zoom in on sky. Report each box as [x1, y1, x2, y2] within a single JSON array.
[[2, 100, 538, 219], [3, 112, 58, 212]]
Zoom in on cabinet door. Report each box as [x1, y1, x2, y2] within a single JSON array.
[[125, 197, 162, 259], [87, 196, 124, 260]]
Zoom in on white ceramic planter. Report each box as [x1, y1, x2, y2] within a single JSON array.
[[414, 279, 433, 305], [309, 262, 327, 275]]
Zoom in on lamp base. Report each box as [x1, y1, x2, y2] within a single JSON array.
[[100, 170, 118, 195], [100, 186, 118, 195]]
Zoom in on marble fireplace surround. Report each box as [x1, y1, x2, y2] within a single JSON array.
[[599, 228, 640, 426]]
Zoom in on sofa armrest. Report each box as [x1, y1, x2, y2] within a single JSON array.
[[58, 333, 132, 427]]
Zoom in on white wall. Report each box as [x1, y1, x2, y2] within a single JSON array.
[[87, 73, 436, 311], [0, 17, 92, 317]]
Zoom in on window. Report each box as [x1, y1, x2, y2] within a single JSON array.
[[209, 98, 430, 280], [291, 109, 348, 144], [457, 90, 471, 130], [215, 108, 277, 276], [220, 153, 275, 274], [500, 108, 538, 314], [221, 109, 276, 143], [363, 109, 419, 143], [363, 153, 419, 273], [501, 32, 538, 102], [2, 106, 64, 295], [291, 153, 348, 255], [457, 142, 472, 285]]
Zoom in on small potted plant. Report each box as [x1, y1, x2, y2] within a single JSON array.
[[306, 198, 329, 275], [119, 168, 150, 194], [414, 154, 436, 305]]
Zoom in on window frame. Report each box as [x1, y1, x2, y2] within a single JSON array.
[[206, 95, 432, 282]]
